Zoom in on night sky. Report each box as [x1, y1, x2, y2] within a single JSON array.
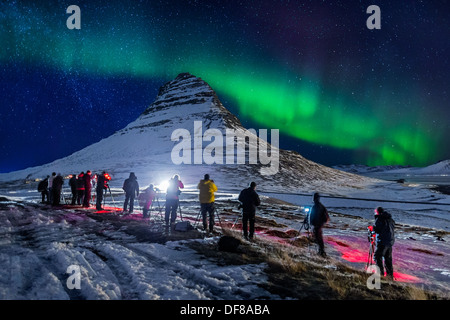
[[1, 0, 449, 173]]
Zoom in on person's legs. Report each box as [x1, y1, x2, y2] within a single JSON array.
[[170, 200, 178, 223], [374, 244, 386, 276], [164, 201, 171, 224], [124, 193, 130, 211], [248, 213, 255, 239], [208, 203, 215, 232], [384, 246, 394, 278], [313, 226, 325, 256], [242, 212, 249, 239], [129, 195, 135, 213], [201, 203, 208, 230]]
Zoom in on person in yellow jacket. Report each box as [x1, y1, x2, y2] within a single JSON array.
[[197, 174, 218, 232]]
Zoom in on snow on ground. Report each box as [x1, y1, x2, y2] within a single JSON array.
[[0, 198, 278, 300], [0, 174, 449, 299]]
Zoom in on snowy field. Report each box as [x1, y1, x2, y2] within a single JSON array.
[[0, 172, 449, 300]]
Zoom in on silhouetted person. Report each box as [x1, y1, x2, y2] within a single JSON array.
[[373, 207, 395, 280], [96, 172, 107, 210], [165, 174, 184, 225], [123, 172, 139, 213], [197, 174, 218, 232], [52, 173, 64, 206], [238, 182, 260, 240], [76, 172, 85, 205], [139, 184, 156, 218], [69, 174, 78, 205], [48, 172, 56, 204], [37, 176, 49, 203], [83, 170, 92, 207], [309, 192, 330, 257]]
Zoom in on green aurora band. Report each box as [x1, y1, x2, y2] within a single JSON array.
[[0, 2, 445, 166]]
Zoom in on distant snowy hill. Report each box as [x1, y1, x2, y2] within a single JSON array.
[[388, 160, 450, 175], [0, 73, 371, 193], [332, 164, 412, 174], [334, 160, 450, 176]]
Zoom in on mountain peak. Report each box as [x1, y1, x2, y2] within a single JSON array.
[[141, 73, 242, 130]]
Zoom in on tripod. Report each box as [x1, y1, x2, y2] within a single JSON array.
[[231, 208, 242, 229], [101, 185, 116, 210], [163, 198, 184, 223], [366, 227, 377, 270], [195, 204, 223, 232], [148, 196, 163, 221], [296, 213, 313, 253], [298, 214, 311, 234]]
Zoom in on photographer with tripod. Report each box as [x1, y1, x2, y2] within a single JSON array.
[[372, 207, 395, 280], [197, 174, 218, 233], [309, 192, 330, 257], [165, 174, 184, 225], [96, 171, 109, 210], [139, 184, 157, 219], [238, 181, 260, 241]]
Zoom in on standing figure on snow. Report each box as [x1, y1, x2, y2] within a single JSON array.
[[48, 172, 56, 204], [83, 170, 93, 207], [123, 172, 139, 214], [309, 192, 330, 257], [373, 207, 395, 280], [165, 174, 184, 225], [238, 181, 261, 240], [52, 173, 64, 206], [96, 171, 107, 210], [197, 174, 218, 233], [37, 176, 49, 204], [138, 184, 156, 218], [76, 172, 85, 205], [69, 174, 78, 205]]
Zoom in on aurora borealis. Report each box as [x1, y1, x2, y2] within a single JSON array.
[[0, 0, 449, 172]]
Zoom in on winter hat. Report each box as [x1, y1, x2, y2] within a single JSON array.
[[204, 174, 210, 180], [374, 207, 385, 216], [313, 192, 320, 202]]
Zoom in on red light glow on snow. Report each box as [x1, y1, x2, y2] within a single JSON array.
[[392, 272, 420, 283], [328, 237, 422, 284], [328, 238, 368, 263]]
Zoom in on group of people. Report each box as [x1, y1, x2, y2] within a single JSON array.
[[306, 192, 395, 280], [196, 174, 261, 240], [37, 172, 64, 206], [37, 170, 111, 209], [38, 170, 396, 280], [118, 172, 260, 239]]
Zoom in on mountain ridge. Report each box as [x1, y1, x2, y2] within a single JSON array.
[[0, 73, 372, 194]]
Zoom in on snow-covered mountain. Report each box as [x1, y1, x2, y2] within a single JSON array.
[[334, 160, 450, 176], [332, 164, 412, 174], [0, 73, 371, 193], [387, 160, 450, 175]]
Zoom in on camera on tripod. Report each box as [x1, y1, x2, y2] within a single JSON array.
[[367, 225, 376, 243]]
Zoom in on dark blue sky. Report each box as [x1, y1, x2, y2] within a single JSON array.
[[1, 1, 449, 173]]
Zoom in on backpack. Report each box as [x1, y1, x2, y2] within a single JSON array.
[[218, 236, 241, 252], [174, 221, 192, 232]]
